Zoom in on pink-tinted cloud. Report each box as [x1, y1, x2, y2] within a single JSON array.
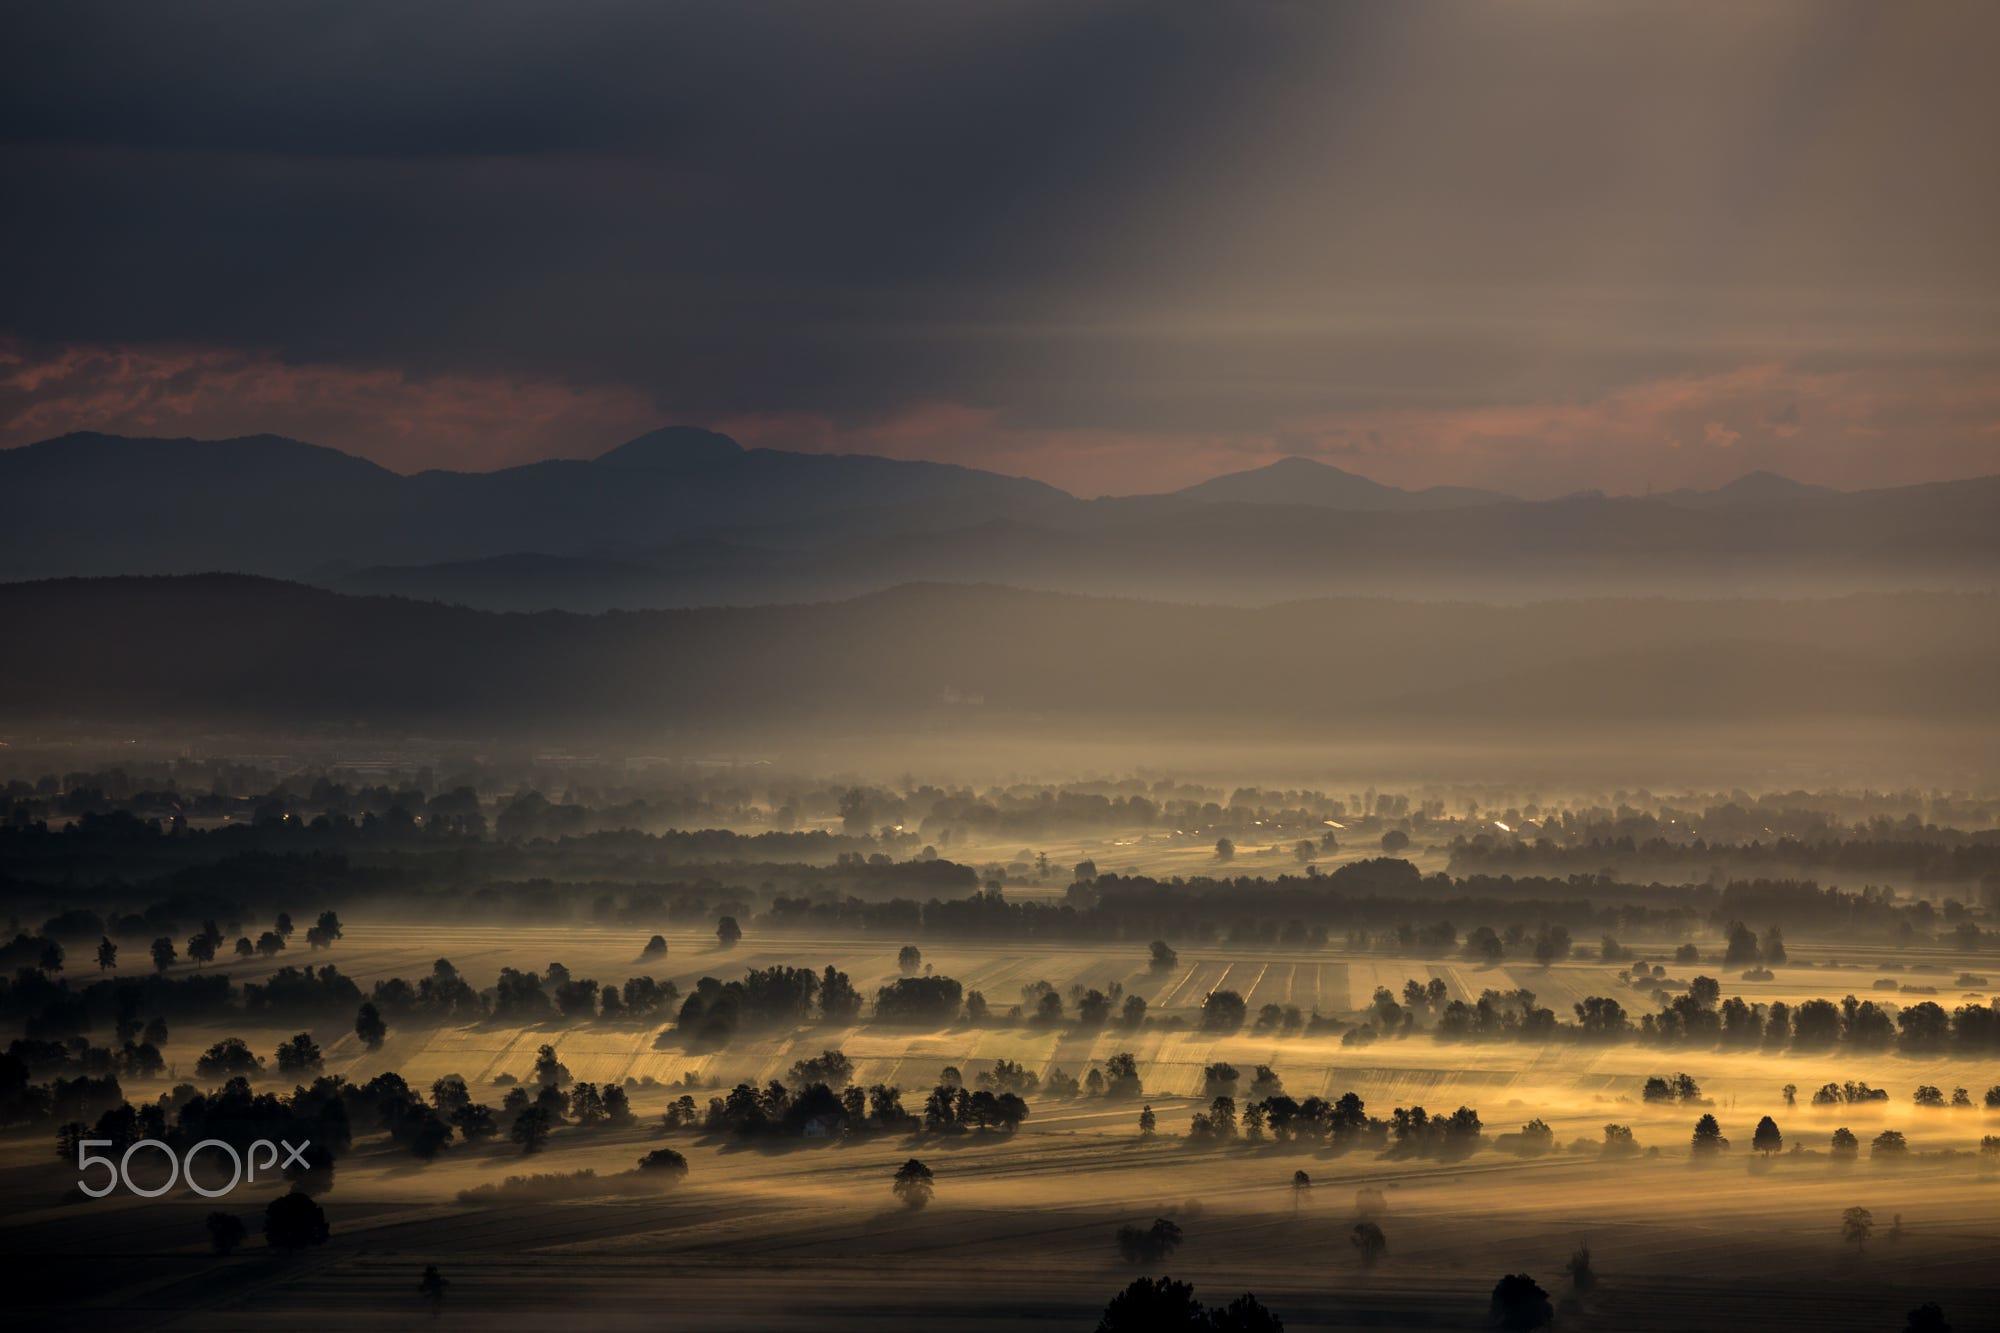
[[0, 341, 661, 471]]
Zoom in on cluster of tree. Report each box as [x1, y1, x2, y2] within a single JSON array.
[[1350, 973, 2000, 1058]]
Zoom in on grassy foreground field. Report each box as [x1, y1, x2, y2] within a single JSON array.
[[8, 922, 2000, 1330]]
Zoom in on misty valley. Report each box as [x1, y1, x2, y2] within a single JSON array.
[[3, 764, 1998, 1331]]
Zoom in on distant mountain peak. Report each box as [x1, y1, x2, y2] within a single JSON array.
[[1713, 469, 1831, 497], [1171, 455, 1510, 511], [594, 426, 744, 470], [1654, 470, 1839, 508]]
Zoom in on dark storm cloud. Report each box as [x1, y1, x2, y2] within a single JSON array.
[[2, 1, 1997, 493]]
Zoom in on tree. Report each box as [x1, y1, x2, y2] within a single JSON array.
[[1782, 1082, 1797, 1107], [206, 1211, 246, 1256], [1904, 1303, 1950, 1333], [1831, 1126, 1860, 1158], [256, 931, 286, 958], [1148, 940, 1178, 972], [276, 911, 295, 940], [1489, 1273, 1553, 1331], [275, 1032, 324, 1077], [95, 937, 117, 971], [1201, 990, 1247, 1033], [716, 915, 742, 948], [195, 1037, 264, 1079], [1842, 1206, 1874, 1250], [419, 1264, 448, 1310], [1351, 1220, 1386, 1268], [1381, 829, 1410, 853], [1293, 840, 1316, 865], [1565, 1244, 1595, 1291], [531, 1044, 571, 1088], [1094, 1277, 1204, 1333], [307, 910, 343, 949], [187, 933, 217, 967], [1723, 920, 1761, 966], [641, 934, 668, 960], [1115, 1217, 1183, 1264], [511, 1106, 553, 1154], [1690, 1113, 1727, 1156], [1214, 837, 1236, 863], [638, 1147, 690, 1176], [355, 1001, 387, 1050], [898, 944, 922, 975], [1752, 1115, 1782, 1156], [264, 1191, 329, 1251], [150, 937, 176, 972], [1291, 1169, 1311, 1213], [1872, 1129, 1909, 1157], [452, 1102, 497, 1141], [892, 1157, 935, 1210], [1138, 1105, 1156, 1138]]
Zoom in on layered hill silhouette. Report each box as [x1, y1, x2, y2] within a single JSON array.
[[3, 428, 1995, 607], [0, 576, 1990, 736]]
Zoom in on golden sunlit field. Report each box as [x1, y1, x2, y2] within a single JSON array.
[[10, 919, 2000, 1331]]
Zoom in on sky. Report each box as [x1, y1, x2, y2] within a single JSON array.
[[3, 1, 1998, 498]]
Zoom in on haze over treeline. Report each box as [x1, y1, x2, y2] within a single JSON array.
[[1, 577, 1993, 743]]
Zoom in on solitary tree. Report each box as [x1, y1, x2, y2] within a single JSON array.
[[892, 1158, 935, 1210], [897, 944, 922, 975], [1351, 1220, 1386, 1268], [1291, 1169, 1311, 1214], [641, 934, 668, 959], [716, 915, 742, 949], [1782, 1082, 1798, 1107], [1753, 1115, 1783, 1156], [1093, 1277, 1202, 1332], [1565, 1244, 1595, 1291], [1489, 1273, 1553, 1331], [419, 1264, 448, 1312], [532, 1044, 572, 1088], [1148, 940, 1178, 972], [1690, 1113, 1727, 1156], [1115, 1218, 1184, 1265], [275, 1032, 324, 1077], [1842, 1205, 1874, 1251], [264, 1191, 330, 1251], [1904, 1303, 1950, 1333], [151, 937, 176, 972], [307, 910, 343, 949], [96, 937, 117, 971], [355, 1001, 387, 1050], [1138, 1105, 1156, 1138], [1214, 837, 1236, 863], [206, 1211, 246, 1255]]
